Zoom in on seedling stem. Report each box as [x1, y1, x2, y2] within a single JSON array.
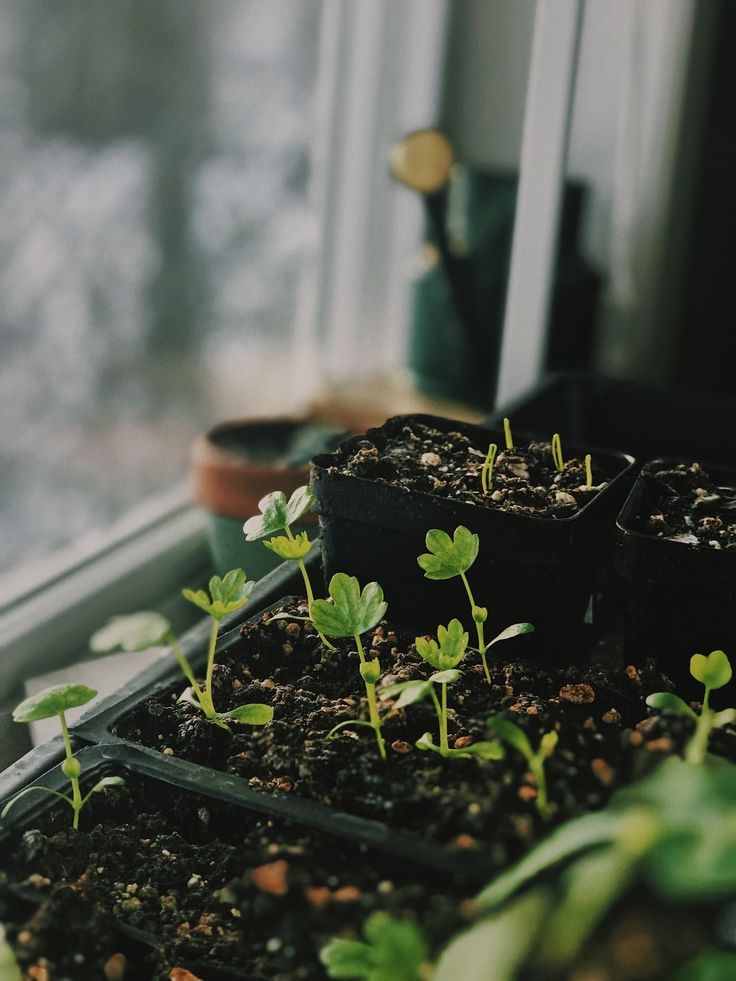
[[481, 443, 498, 495], [460, 570, 488, 682], [551, 433, 564, 473], [585, 454, 593, 490], [503, 417, 514, 450], [355, 632, 387, 761]]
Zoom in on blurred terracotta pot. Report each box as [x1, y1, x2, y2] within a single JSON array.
[[191, 418, 346, 577]]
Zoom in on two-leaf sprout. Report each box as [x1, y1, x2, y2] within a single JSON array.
[[244, 486, 334, 650], [380, 620, 503, 760], [1, 684, 123, 830], [91, 569, 273, 732], [310, 573, 389, 760], [646, 650, 735, 765], [320, 912, 428, 981], [417, 526, 534, 684], [486, 716, 558, 819]]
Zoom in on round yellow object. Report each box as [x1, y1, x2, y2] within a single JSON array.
[[390, 129, 455, 193]]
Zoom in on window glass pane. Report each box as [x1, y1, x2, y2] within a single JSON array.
[[0, 0, 322, 580]]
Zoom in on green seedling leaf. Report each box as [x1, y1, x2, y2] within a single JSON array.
[[90, 776, 125, 794], [264, 531, 312, 560], [462, 740, 505, 760], [416, 619, 468, 671], [646, 692, 698, 719], [219, 703, 274, 725], [310, 574, 387, 638], [90, 611, 170, 653], [713, 708, 736, 727], [417, 526, 479, 580], [415, 636, 441, 669], [243, 485, 316, 540], [540, 730, 559, 758], [380, 680, 433, 711], [429, 669, 463, 686], [416, 731, 438, 753], [691, 650, 732, 691], [183, 569, 255, 620], [321, 912, 427, 980], [472, 605, 488, 624], [485, 622, 535, 650], [13, 684, 97, 723], [486, 716, 533, 761]]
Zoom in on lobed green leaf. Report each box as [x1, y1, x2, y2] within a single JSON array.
[[310, 574, 387, 638], [264, 531, 312, 561], [417, 526, 479, 580], [690, 650, 732, 691], [243, 485, 316, 540], [90, 611, 170, 653]]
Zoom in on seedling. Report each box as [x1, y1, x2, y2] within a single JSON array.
[[321, 912, 428, 981], [551, 433, 564, 473], [646, 650, 735, 765], [481, 442, 497, 495], [503, 417, 514, 450], [585, 453, 593, 490], [417, 526, 534, 683], [310, 573, 388, 760], [91, 571, 273, 731], [1, 685, 123, 831], [244, 485, 334, 649], [486, 716, 558, 818], [381, 619, 504, 760]]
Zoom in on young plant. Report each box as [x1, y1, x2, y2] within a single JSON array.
[[551, 432, 564, 472], [480, 442, 497, 495], [243, 485, 333, 649], [380, 620, 503, 760], [585, 453, 593, 490], [310, 573, 388, 760], [417, 526, 534, 683], [1, 685, 123, 831], [320, 912, 428, 981], [486, 716, 559, 818], [91, 570, 273, 732], [503, 416, 514, 450], [646, 650, 735, 765]]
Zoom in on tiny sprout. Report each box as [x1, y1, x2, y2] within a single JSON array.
[[311, 574, 389, 760], [417, 527, 534, 683], [503, 417, 514, 450], [0, 925, 21, 981], [585, 454, 593, 490], [1, 684, 124, 831], [481, 442, 498, 495], [486, 716, 558, 818], [321, 912, 428, 981], [381, 620, 503, 760], [92, 571, 273, 732], [551, 433, 564, 473], [646, 650, 735, 765], [244, 485, 334, 650]]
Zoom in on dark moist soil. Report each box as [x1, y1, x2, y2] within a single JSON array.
[[639, 461, 736, 549], [324, 418, 612, 517], [115, 602, 736, 870], [0, 775, 467, 980]]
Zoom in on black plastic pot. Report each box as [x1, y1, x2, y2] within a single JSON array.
[[615, 461, 736, 705], [0, 744, 471, 978], [311, 414, 637, 661], [489, 371, 736, 467]]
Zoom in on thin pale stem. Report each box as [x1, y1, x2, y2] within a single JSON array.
[[532, 757, 550, 819], [165, 631, 204, 702], [60, 712, 82, 831], [503, 417, 513, 450], [440, 683, 449, 756], [686, 688, 712, 765], [355, 633, 386, 761], [285, 526, 335, 651], [460, 571, 490, 683]]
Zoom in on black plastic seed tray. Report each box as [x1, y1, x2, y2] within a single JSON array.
[[488, 371, 736, 467]]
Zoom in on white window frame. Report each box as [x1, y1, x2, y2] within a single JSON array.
[[0, 0, 450, 690]]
